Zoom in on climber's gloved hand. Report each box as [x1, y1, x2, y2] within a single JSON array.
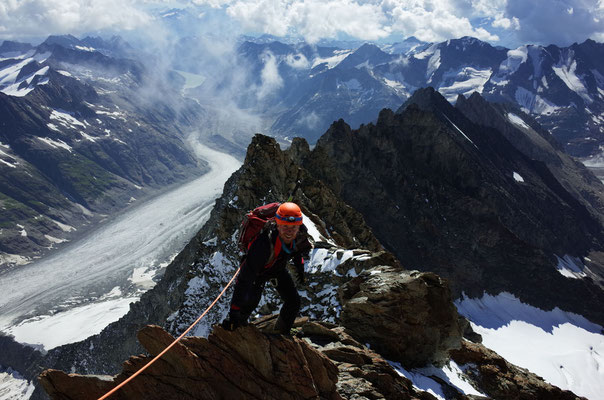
[[221, 309, 248, 331], [294, 267, 306, 286]]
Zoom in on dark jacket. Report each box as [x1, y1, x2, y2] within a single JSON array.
[[230, 222, 312, 313], [244, 221, 312, 281]]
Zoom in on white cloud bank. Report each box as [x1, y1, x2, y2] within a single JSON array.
[[0, 0, 150, 40], [0, 0, 602, 47]]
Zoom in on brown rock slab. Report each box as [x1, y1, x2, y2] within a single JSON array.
[[40, 324, 342, 400], [339, 266, 463, 368]]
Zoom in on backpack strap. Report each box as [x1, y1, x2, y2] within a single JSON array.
[[263, 235, 282, 269]]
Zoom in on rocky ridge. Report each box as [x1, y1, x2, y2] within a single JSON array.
[[31, 133, 587, 399], [302, 88, 604, 326], [39, 317, 584, 400], [4, 133, 391, 399]]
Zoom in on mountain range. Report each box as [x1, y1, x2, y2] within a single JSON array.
[[2, 33, 604, 268], [0, 35, 210, 268], [1, 85, 603, 399], [1, 31, 604, 399], [187, 35, 604, 160]]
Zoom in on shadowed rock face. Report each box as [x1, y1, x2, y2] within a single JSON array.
[[302, 88, 604, 327], [339, 266, 463, 368]]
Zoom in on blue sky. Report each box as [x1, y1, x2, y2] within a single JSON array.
[[0, 0, 602, 48]]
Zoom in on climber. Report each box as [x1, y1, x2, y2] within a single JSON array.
[[222, 202, 312, 335]]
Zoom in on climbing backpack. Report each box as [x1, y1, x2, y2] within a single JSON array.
[[237, 202, 281, 254]]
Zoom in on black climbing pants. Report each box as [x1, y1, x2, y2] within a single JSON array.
[[231, 266, 300, 333]]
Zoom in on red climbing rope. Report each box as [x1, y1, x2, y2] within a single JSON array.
[[97, 266, 241, 400]]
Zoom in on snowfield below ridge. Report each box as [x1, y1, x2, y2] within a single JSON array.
[[456, 292, 604, 400]]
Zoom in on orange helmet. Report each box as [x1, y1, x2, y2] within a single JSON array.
[[275, 202, 303, 225]]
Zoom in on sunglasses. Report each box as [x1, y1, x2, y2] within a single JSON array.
[[276, 215, 302, 222]]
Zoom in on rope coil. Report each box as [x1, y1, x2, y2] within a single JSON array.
[[97, 266, 241, 400]]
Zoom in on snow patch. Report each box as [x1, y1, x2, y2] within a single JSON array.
[[438, 67, 492, 101], [203, 237, 218, 246], [37, 137, 73, 152], [507, 113, 530, 130], [499, 47, 528, 75], [79, 131, 97, 142], [95, 110, 125, 119], [383, 78, 405, 90], [311, 50, 353, 69], [308, 248, 354, 274], [0, 252, 31, 267], [75, 45, 95, 52], [515, 87, 560, 115], [552, 56, 592, 103], [0, 59, 49, 97], [75, 203, 94, 217], [390, 360, 486, 399], [555, 254, 587, 279], [51, 219, 75, 232], [302, 212, 335, 245], [50, 109, 86, 129], [209, 251, 232, 270], [456, 292, 604, 400], [5, 297, 137, 350], [44, 234, 67, 244], [513, 172, 525, 182], [426, 49, 441, 81], [33, 52, 51, 63], [0, 367, 35, 400], [128, 267, 156, 290], [0, 157, 17, 168], [413, 44, 438, 60]]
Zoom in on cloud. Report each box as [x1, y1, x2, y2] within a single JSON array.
[[226, 0, 390, 43], [492, 15, 520, 30], [0, 0, 150, 40], [217, 0, 602, 47], [299, 111, 320, 130], [0, 0, 601, 48], [257, 51, 283, 99], [219, 0, 503, 43], [504, 0, 604, 46], [387, 4, 500, 42], [285, 53, 310, 69]]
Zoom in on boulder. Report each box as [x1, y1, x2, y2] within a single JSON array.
[[339, 266, 463, 368]]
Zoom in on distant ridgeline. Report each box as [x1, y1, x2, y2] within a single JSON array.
[[223, 37, 604, 158]]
